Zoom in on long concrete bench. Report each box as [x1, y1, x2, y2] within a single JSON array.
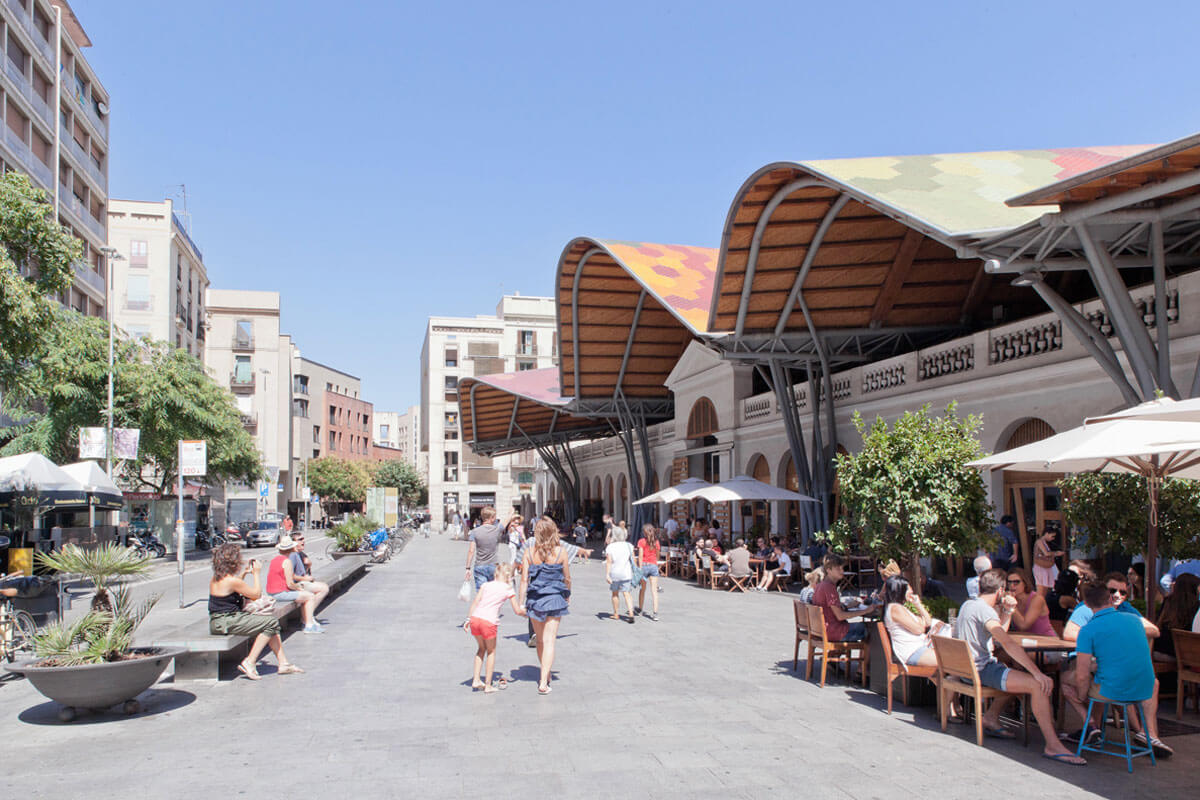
[[154, 554, 372, 681]]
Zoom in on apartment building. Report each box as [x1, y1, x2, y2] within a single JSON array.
[[374, 410, 402, 451], [204, 290, 292, 523], [0, 0, 110, 315], [105, 199, 208, 357], [419, 294, 557, 529], [287, 354, 362, 518], [377, 405, 424, 476]]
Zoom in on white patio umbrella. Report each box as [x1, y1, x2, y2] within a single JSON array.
[[677, 475, 817, 504], [969, 418, 1200, 614], [631, 477, 713, 505], [1086, 396, 1200, 425]]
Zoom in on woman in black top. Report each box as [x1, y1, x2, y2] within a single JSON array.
[[209, 543, 302, 680]]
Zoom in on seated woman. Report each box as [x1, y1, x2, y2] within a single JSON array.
[[208, 543, 302, 679], [798, 566, 824, 603], [1154, 573, 1200, 663], [266, 536, 322, 634], [880, 575, 947, 668], [1006, 570, 1055, 637]]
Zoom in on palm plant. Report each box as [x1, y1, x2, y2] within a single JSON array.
[[36, 543, 151, 613]]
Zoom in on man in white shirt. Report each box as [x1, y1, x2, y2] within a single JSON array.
[[757, 544, 792, 591], [664, 516, 679, 540]]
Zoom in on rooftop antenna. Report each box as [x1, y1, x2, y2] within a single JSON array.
[[171, 183, 192, 234]]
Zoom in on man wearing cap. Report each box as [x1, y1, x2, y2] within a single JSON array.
[[289, 533, 329, 621], [266, 535, 323, 634]]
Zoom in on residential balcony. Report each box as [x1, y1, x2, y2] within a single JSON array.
[[61, 190, 105, 242], [230, 373, 255, 393], [240, 412, 258, 433], [122, 293, 152, 312], [232, 334, 255, 352], [196, 325, 206, 342], [71, 260, 105, 299], [3, 57, 52, 129], [60, 124, 106, 194], [1, 125, 52, 189], [517, 343, 539, 357], [5, 0, 54, 66], [292, 381, 309, 395], [443, 468, 459, 482]]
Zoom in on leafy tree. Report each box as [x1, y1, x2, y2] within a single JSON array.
[[1, 309, 262, 494], [372, 459, 427, 507], [307, 457, 372, 517], [0, 171, 82, 393], [1058, 473, 1200, 561], [819, 403, 995, 594]]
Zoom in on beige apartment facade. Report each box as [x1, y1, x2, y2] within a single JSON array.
[[288, 353, 362, 520], [0, 0, 111, 315], [420, 294, 557, 529], [204, 289, 292, 524], [106, 199, 208, 357]]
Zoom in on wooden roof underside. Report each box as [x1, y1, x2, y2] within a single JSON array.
[[459, 378, 606, 453]]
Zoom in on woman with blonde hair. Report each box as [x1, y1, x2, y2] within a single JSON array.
[[520, 517, 571, 694]]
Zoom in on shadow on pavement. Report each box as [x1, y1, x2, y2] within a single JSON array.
[[17, 687, 196, 726]]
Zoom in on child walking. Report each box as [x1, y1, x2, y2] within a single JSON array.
[[463, 561, 524, 692]]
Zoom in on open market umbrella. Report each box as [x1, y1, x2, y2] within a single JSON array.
[[678, 475, 817, 504], [1086, 396, 1200, 425], [60, 461, 124, 511], [969, 418, 1200, 615], [631, 477, 713, 505]]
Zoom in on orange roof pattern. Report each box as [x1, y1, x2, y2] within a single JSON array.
[[596, 240, 718, 333]]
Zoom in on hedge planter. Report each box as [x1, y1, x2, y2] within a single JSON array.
[[7, 647, 183, 720]]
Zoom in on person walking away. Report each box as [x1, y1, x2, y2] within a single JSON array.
[[266, 536, 323, 634], [463, 506, 504, 590], [520, 518, 571, 694], [636, 524, 662, 621], [1032, 528, 1064, 597], [573, 519, 588, 548], [208, 543, 302, 679], [957, 569, 1084, 764], [463, 562, 524, 693], [991, 515, 1018, 572], [605, 526, 636, 622]]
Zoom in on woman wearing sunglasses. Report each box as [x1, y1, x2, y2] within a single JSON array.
[[1006, 570, 1055, 637]]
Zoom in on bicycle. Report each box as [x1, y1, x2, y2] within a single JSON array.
[[1, 576, 39, 664]]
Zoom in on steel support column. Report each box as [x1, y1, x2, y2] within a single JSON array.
[[1151, 221, 1174, 395], [768, 360, 817, 542]]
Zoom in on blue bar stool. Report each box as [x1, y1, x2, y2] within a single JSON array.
[[1075, 686, 1157, 772]]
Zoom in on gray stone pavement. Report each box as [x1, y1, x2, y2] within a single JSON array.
[[1, 534, 1197, 799]]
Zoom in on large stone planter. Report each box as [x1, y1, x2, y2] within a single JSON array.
[[7, 647, 183, 719], [330, 551, 371, 561]]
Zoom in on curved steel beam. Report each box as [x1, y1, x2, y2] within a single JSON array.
[[734, 178, 826, 337], [570, 247, 603, 401], [775, 194, 852, 337], [614, 289, 647, 399]]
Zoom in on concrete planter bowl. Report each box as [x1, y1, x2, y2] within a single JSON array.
[[7, 647, 183, 721], [330, 551, 371, 561]]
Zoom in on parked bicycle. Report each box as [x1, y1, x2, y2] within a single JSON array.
[[0, 573, 41, 664]]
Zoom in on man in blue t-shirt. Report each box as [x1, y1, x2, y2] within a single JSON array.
[[990, 516, 1018, 571], [1160, 558, 1200, 594], [1063, 580, 1172, 757]]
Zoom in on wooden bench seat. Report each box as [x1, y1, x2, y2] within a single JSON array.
[[153, 556, 371, 681]]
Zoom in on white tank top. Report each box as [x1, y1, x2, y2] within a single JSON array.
[[884, 604, 929, 664]]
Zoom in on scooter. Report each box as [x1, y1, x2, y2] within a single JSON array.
[[128, 531, 167, 558]]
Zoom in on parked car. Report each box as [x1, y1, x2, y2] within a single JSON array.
[[244, 520, 282, 548]]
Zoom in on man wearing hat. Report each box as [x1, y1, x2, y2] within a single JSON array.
[[266, 535, 323, 634]]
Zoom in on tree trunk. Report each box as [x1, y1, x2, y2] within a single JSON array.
[[908, 548, 922, 599]]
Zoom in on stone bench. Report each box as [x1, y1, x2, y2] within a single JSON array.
[[154, 554, 372, 681]]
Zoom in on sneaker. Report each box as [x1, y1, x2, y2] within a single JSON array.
[[628, 614, 635, 624], [1132, 731, 1174, 758], [526, 635, 538, 648], [303, 623, 324, 634], [648, 613, 658, 622], [634, 606, 642, 614], [1063, 727, 1102, 747]]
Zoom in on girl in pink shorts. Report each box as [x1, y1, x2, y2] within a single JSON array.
[[463, 562, 524, 692]]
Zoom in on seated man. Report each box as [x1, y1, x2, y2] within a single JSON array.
[[723, 538, 753, 582], [756, 544, 792, 592], [806, 553, 869, 632], [1063, 579, 1173, 757], [289, 533, 330, 611], [966, 555, 991, 600], [957, 569, 1084, 764]]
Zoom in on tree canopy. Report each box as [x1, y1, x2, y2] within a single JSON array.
[[819, 403, 995, 593], [1058, 472, 1200, 562], [307, 457, 372, 514], [0, 171, 82, 393], [372, 459, 427, 507]]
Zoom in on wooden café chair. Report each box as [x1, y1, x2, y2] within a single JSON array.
[[1175, 629, 1200, 719], [875, 621, 938, 715], [793, 600, 812, 673], [931, 635, 1029, 747], [805, 603, 869, 688], [705, 557, 731, 591], [727, 569, 752, 593]]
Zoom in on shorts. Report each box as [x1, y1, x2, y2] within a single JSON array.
[[611, 580, 632, 593], [905, 644, 932, 666], [1033, 563, 1059, 589], [473, 564, 496, 590], [210, 612, 280, 637], [269, 590, 312, 603], [978, 660, 1011, 691], [641, 563, 660, 578], [468, 617, 498, 639]]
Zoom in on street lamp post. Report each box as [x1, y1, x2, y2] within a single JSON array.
[[259, 367, 272, 516], [98, 246, 124, 476]]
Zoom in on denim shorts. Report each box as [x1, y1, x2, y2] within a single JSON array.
[[978, 660, 1010, 691], [905, 644, 932, 666], [641, 564, 660, 578], [269, 590, 310, 603], [610, 580, 632, 593]]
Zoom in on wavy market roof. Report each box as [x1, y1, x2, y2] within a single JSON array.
[[458, 368, 610, 455], [710, 144, 1153, 338], [556, 238, 718, 404]]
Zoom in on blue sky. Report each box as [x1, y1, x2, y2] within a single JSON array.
[[81, 0, 1200, 411]]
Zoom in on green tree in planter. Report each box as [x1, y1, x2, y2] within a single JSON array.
[[819, 403, 995, 594], [372, 459, 426, 507], [307, 457, 371, 519], [1058, 473, 1200, 561]]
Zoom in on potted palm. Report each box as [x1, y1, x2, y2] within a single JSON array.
[[326, 515, 381, 560], [5, 543, 182, 721]]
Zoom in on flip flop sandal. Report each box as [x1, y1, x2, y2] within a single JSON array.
[[497, 678, 509, 690], [1042, 752, 1086, 766], [538, 685, 552, 695], [984, 726, 1016, 740], [483, 685, 499, 694], [237, 661, 261, 681], [278, 663, 305, 675]]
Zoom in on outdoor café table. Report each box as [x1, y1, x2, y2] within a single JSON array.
[[749, 557, 765, 578], [1017, 633, 1074, 666]]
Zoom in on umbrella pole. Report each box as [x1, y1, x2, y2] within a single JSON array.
[[1147, 474, 1160, 620]]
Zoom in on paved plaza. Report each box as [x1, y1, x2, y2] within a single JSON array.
[[1, 536, 1197, 799]]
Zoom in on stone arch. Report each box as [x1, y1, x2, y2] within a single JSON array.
[[744, 453, 771, 534], [995, 416, 1061, 570], [686, 396, 719, 440], [619, 473, 629, 524]]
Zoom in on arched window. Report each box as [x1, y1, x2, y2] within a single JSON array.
[[686, 397, 719, 439], [1006, 418, 1056, 450], [745, 454, 770, 532]]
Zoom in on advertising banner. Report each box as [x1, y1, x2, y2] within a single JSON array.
[[78, 427, 106, 459]]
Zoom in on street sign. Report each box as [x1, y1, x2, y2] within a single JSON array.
[[79, 427, 106, 459], [302, 487, 311, 501], [180, 440, 206, 476], [259, 482, 269, 498]]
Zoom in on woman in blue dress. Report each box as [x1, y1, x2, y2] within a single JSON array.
[[520, 517, 571, 695]]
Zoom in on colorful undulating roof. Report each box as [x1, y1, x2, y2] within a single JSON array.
[[467, 367, 569, 407], [803, 144, 1153, 237], [593, 240, 718, 333]]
